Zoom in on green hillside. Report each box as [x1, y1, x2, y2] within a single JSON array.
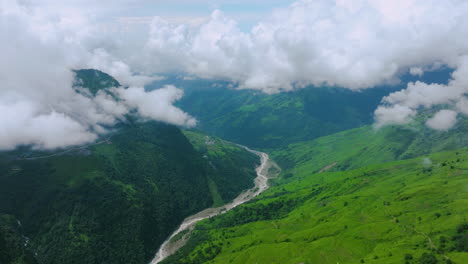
[[0, 122, 259, 264], [0, 69, 260, 264], [170, 80, 397, 149], [73, 69, 121, 96], [0, 214, 38, 264], [163, 147, 468, 264], [183, 130, 258, 206], [271, 117, 468, 175]]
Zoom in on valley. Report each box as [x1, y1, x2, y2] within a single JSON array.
[[3, 2, 468, 264], [1, 69, 467, 264], [151, 148, 279, 263]]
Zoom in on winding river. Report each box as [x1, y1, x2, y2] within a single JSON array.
[[150, 148, 277, 264]]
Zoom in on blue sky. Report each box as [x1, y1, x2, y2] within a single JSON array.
[[111, 1, 296, 31]]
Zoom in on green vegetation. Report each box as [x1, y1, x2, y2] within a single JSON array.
[[0, 214, 37, 264], [173, 80, 398, 148], [183, 130, 259, 204], [3, 69, 465, 264], [271, 117, 468, 175], [163, 148, 468, 264], [0, 122, 259, 264], [73, 69, 121, 96]]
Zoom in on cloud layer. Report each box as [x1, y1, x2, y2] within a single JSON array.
[[140, 0, 468, 129], [374, 56, 468, 130], [143, 0, 468, 93], [0, 1, 195, 150], [3, 0, 468, 150]]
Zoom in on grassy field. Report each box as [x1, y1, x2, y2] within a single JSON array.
[[165, 144, 468, 264], [271, 117, 468, 176]]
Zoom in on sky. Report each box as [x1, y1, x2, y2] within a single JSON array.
[[2, 0, 468, 149]]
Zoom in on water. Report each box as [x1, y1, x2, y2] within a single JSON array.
[[150, 148, 275, 264]]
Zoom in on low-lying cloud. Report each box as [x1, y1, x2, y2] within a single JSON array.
[[425, 110, 458, 131], [375, 56, 468, 130], [3, 0, 468, 150], [143, 0, 468, 92], [0, 1, 195, 150], [141, 0, 468, 129]]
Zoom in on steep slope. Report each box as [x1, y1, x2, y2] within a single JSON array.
[[163, 148, 468, 264], [272, 116, 468, 175], [183, 131, 259, 206], [0, 70, 260, 264], [176, 84, 396, 149], [147, 69, 453, 149], [0, 121, 259, 264], [0, 214, 38, 264], [73, 69, 121, 96]]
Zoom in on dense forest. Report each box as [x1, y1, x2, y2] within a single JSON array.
[[0, 70, 259, 264], [146, 68, 453, 149]]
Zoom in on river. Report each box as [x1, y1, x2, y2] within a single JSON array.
[[150, 147, 277, 264]]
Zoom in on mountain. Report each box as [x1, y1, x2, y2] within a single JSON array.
[[0, 214, 38, 264], [161, 107, 468, 264], [272, 115, 468, 174], [176, 84, 395, 149], [3, 68, 465, 264], [163, 138, 468, 264], [0, 70, 260, 264], [182, 130, 259, 206], [73, 69, 121, 96], [146, 69, 453, 150]]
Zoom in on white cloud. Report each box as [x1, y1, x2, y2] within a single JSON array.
[[409, 67, 424, 77], [115, 86, 197, 127], [425, 110, 458, 131], [139, 0, 468, 130], [0, 1, 195, 150], [374, 105, 417, 128], [422, 157, 432, 167], [4, 0, 468, 148], [456, 98, 468, 115], [375, 56, 468, 129], [141, 0, 468, 93], [0, 100, 97, 150]]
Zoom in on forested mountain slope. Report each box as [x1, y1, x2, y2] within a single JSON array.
[[177, 84, 395, 149], [148, 69, 452, 149], [0, 70, 259, 264]]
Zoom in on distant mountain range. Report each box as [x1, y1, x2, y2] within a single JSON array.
[[150, 68, 453, 149]]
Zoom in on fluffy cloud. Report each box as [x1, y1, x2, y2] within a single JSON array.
[[374, 105, 417, 128], [375, 56, 468, 129], [425, 110, 458, 131], [4, 0, 468, 150], [140, 0, 468, 129], [409, 67, 424, 77], [0, 1, 194, 150], [115, 86, 197, 127], [143, 0, 468, 93], [0, 100, 97, 150]]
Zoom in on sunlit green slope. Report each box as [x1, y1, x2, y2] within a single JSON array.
[[164, 148, 468, 264], [272, 117, 468, 175]]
